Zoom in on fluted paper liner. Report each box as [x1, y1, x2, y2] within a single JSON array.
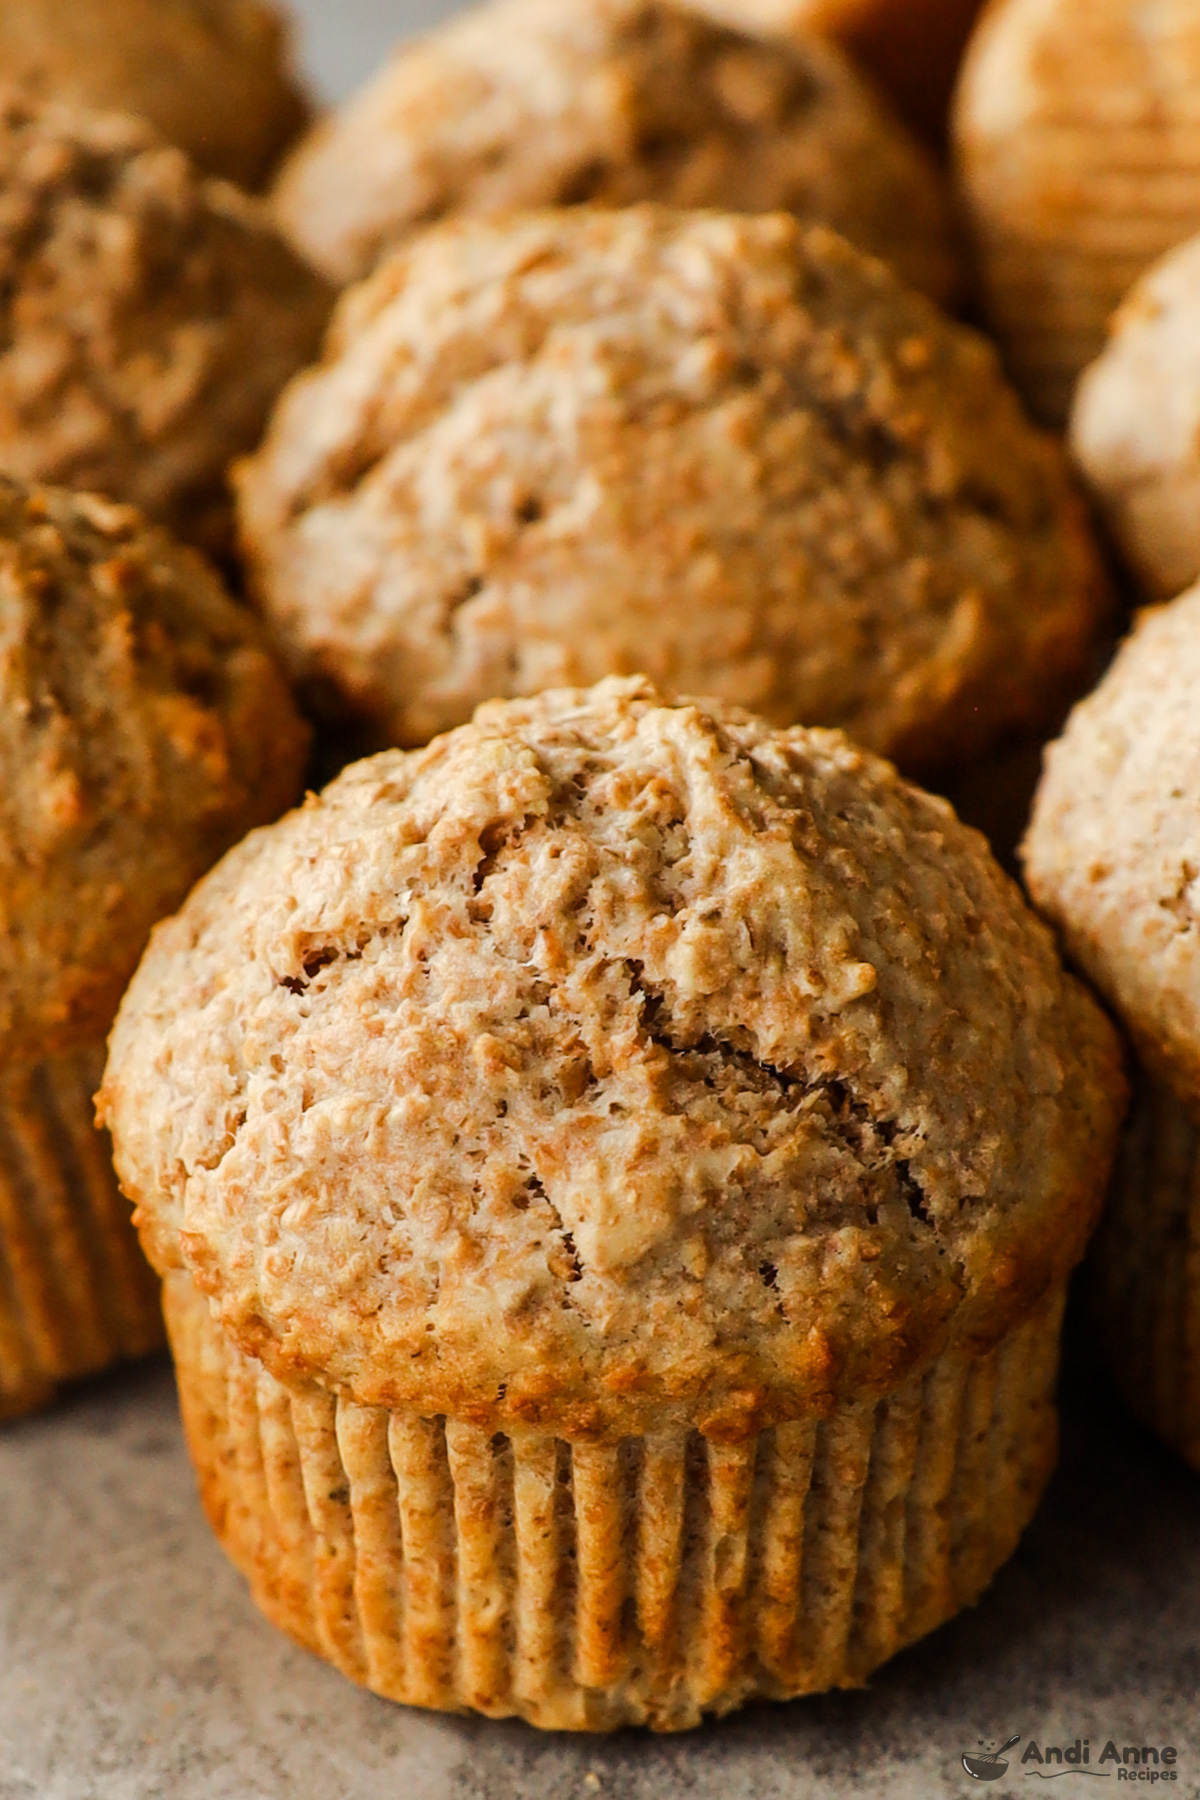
[[956, 0, 1200, 425], [0, 1045, 163, 1421], [167, 1271, 1065, 1730], [1093, 1068, 1200, 1471]]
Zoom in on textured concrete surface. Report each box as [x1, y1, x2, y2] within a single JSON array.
[[2, 1320, 1199, 1799]]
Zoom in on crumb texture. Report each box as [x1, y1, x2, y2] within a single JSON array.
[[0, 95, 330, 557], [1071, 230, 1200, 603], [0, 477, 309, 1058], [238, 207, 1105, 770], [0, 0, 309, 189], [103, 679, 1124, 1435], [272, 0, 957, 299], [1025, 584, 1200, 1098]]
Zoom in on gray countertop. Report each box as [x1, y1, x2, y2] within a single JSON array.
[[3, 6, 1199, 1795], [287, 0, 463, 102], [3, 1322, 1199, 1799]]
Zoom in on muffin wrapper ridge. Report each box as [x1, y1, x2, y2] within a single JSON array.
[[0, 1045, 163, 1421], [956, 0, 1200, 426], [1093, 1068, 1200, 1471], [166, 1272, 1065, 1731]]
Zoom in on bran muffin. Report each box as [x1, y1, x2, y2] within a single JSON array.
[[101, 677, 1124, 1730], [236, 206, 1108, 777], [271, 0, 959, 302], [1025, 584, 1200, 1468], [1071, 231, 1200, 603], [953, 0, 1200, 427], [0, 95, 331, 562], [696, 0, 985, 146], [0, 475, 309, 1419], [1025, 588, 1200, 1099], [0, 0, 310, 190]]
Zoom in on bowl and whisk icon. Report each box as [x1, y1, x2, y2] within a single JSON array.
[[963, 1734, 1022, 1780]]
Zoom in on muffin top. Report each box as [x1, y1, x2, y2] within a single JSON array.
[[953, 0, 1200, 426], [102, 679, 1124, 1438], [0, 95, 331, 559], [1071, 231, 1200, 603], [0, 0, 309, 189], [0, 477, 309, 1065], [1025, 584, 1200, 1102], [237, 206, 1107, 773], [271, 0, 958, 302]]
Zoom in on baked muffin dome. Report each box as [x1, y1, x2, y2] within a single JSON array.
[[0, 476, 310, 1062], [0, 95, 331, 559], [237, 206, 1107, 772], [271, 0, 958, 302], [100, 678, 1123, 1726], [103, 677, 1123, 1433], [953, 0, 1200, 426], [1025, 584, 1200, 1097], [0, 0, 309, 190], [1071, 232, 1200, 603], [0, 472, 309, 1422], [1025, 584, 1200, 1477]]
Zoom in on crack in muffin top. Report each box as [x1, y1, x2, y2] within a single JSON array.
[[103, 678, 1124, 1437], [0, 476, 309, 1062]]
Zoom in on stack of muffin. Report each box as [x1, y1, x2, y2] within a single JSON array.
[[2, 0, 1198, 1737]]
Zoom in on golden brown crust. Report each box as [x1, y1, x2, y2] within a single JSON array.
[[1071, 231, 1200, 603], [0, 0, 310, 189], [102, 678, 1125, 1439], [0, 477, 309, 1061], [953, 0, 1200, 427], [165, 1264, 1065, 1727], [271, 0, 958, 301], [237, 206, 1108, 772], [0, 94, 331, 559], [1024, 585, 1200, 1103]]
